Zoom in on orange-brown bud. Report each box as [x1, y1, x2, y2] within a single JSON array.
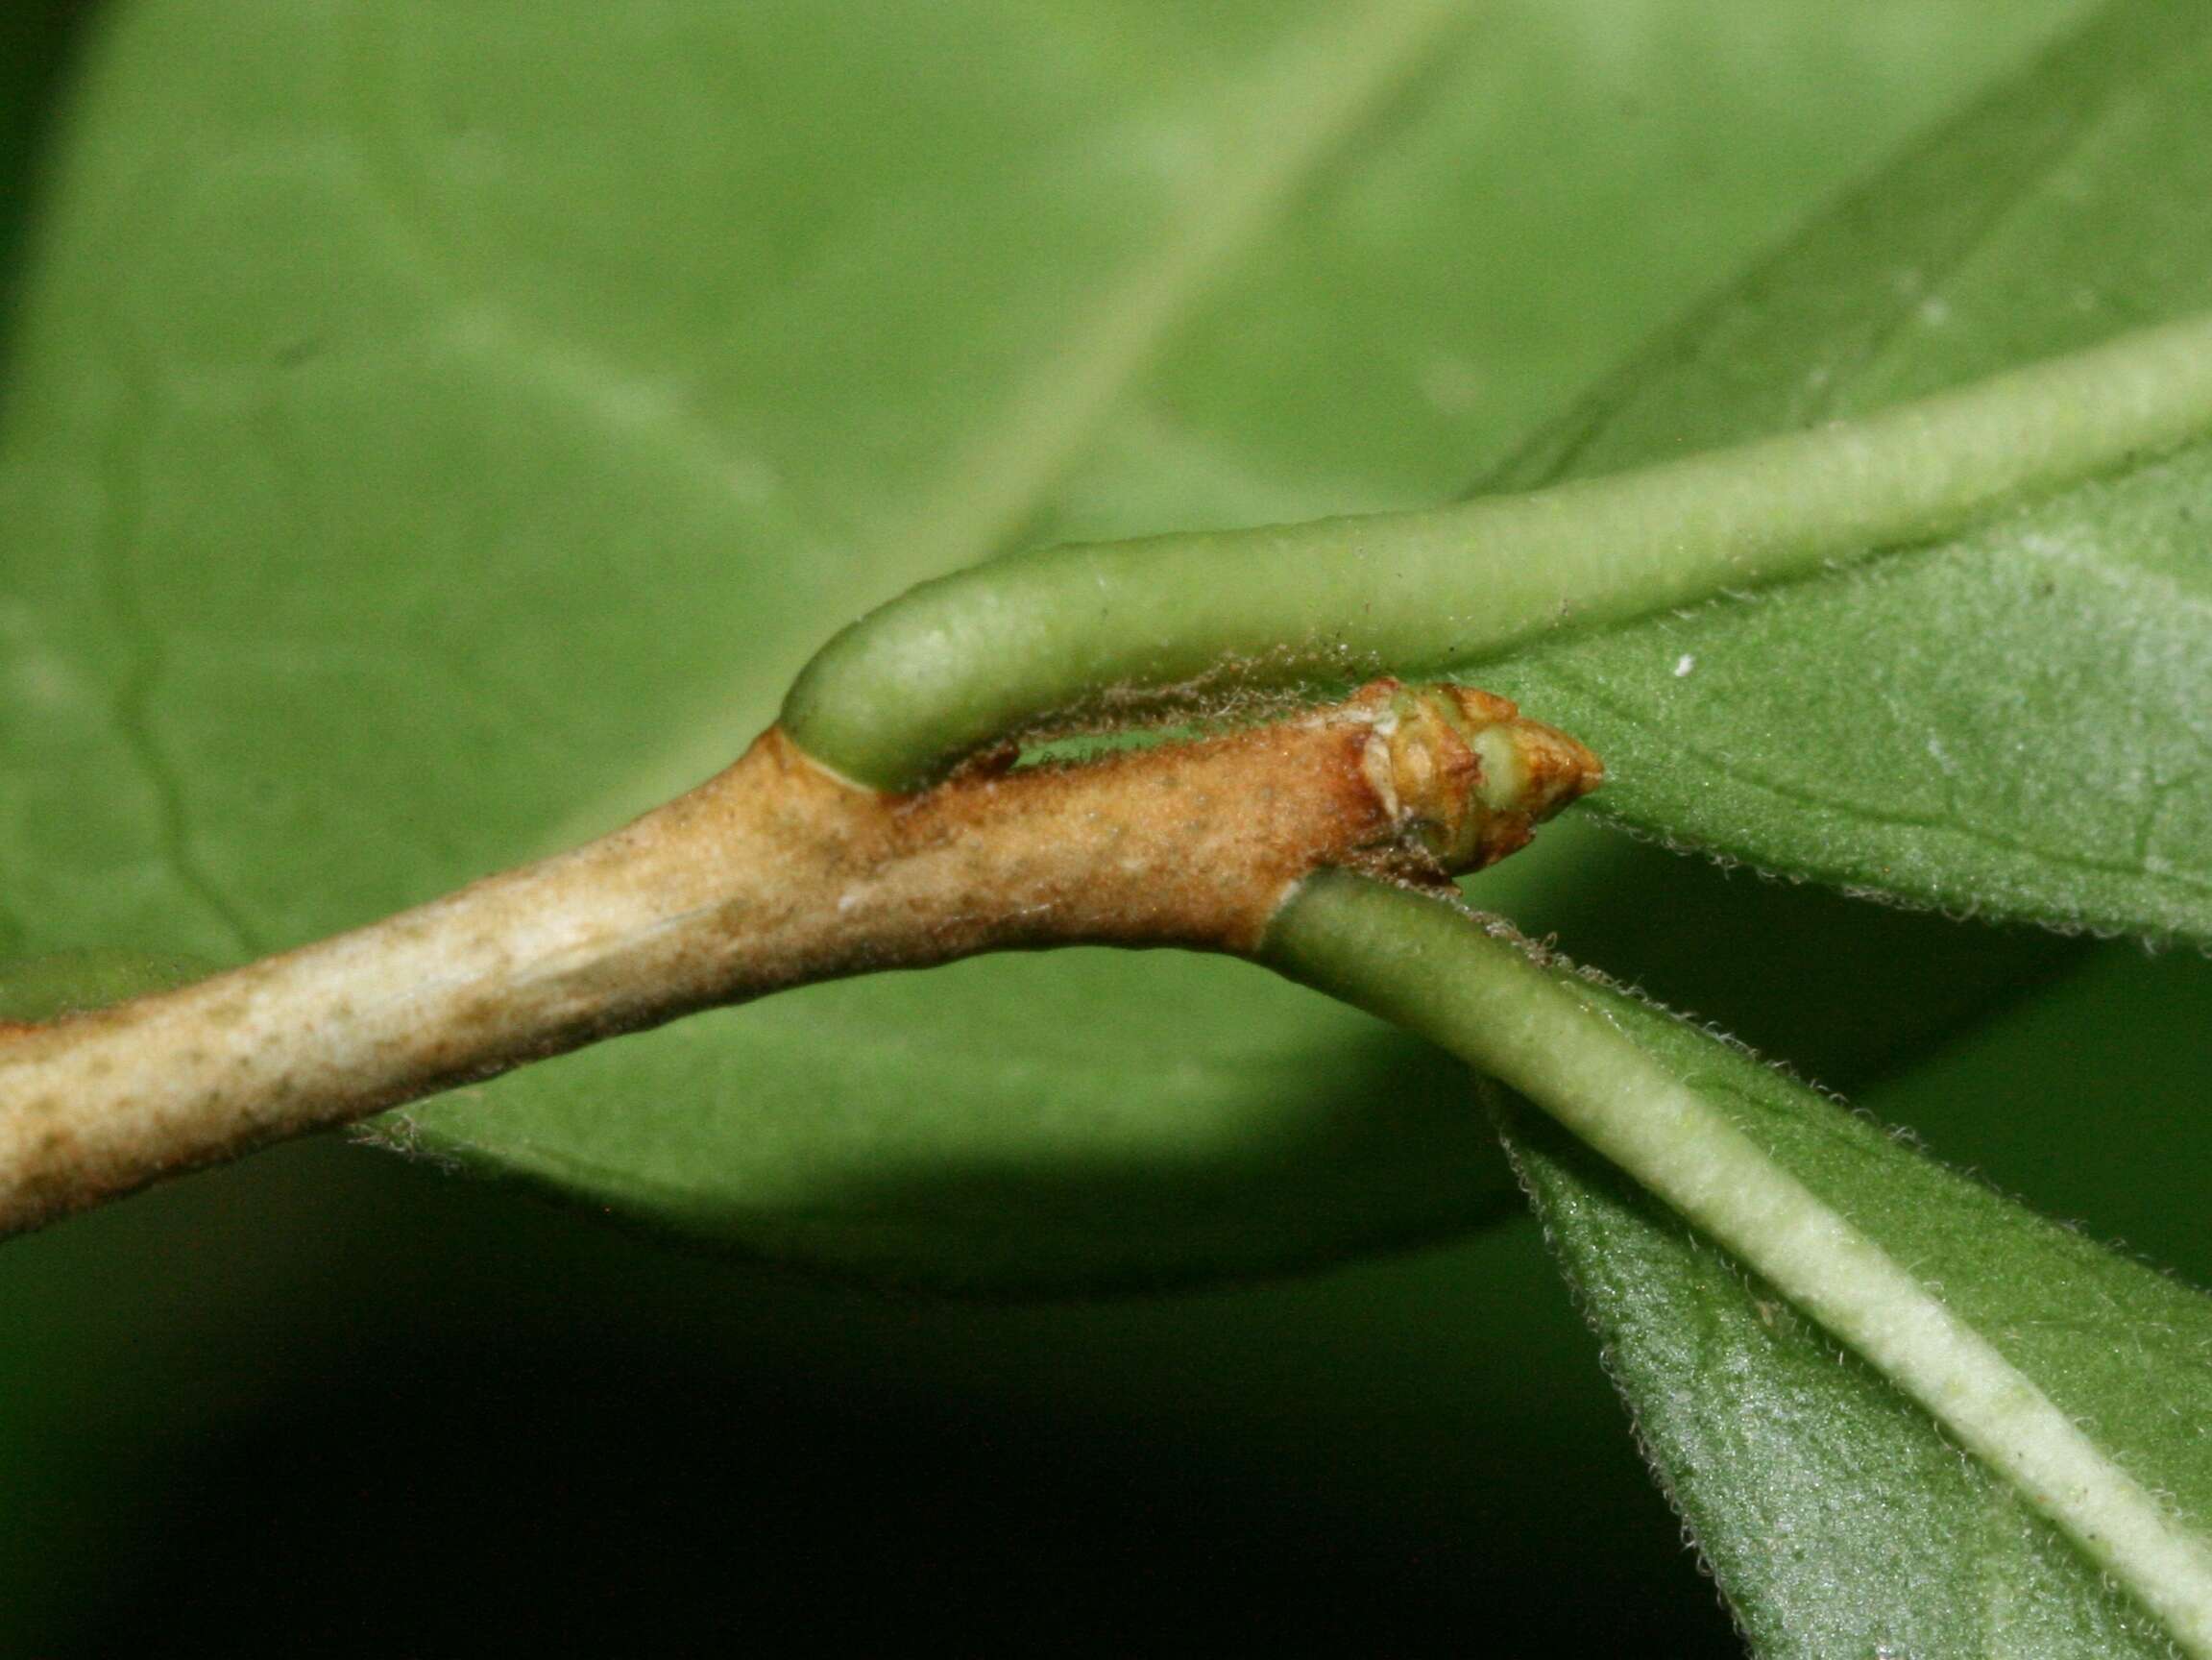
[[1349, 680, 1604, 878]]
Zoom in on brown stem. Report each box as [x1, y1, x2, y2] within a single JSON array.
[[0, 681, 1597, 1235]]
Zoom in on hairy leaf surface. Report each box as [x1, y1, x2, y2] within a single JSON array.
[[1503, 1000, 2212, 1658], [1482, 0, 2212, 940], [1484, 4, 2212, 1642]]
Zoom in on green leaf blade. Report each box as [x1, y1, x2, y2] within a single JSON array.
[[1485, 0, 2212, 940], [0, 0, 2069, 1281], [1267, 872, 2212, 1654], [1512, 1093, 2194, 1659]]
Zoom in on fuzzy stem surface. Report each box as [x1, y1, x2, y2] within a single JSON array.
[[0, 684, 1592, 1234]]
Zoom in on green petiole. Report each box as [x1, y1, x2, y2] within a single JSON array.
[[1262, 869, 2212, 1657], [784, 310, 2212, 791]]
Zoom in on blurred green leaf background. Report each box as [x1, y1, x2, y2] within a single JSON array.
[[14, 0, 2212, 1651]]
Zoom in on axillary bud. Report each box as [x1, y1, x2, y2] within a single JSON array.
[[1349, 679, 1603, 877]]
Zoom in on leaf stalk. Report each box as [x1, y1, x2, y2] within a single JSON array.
[[1263, 870, 2212, 1655], [786, 309, 2212, 790]]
